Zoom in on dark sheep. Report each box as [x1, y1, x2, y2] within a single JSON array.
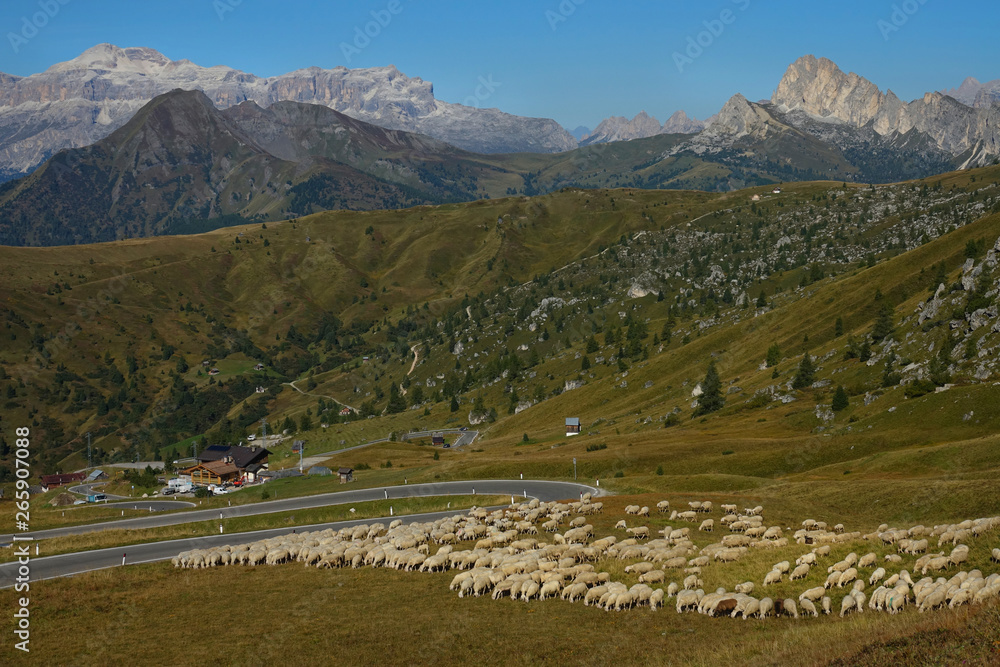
[[713, 598, 738, 616]]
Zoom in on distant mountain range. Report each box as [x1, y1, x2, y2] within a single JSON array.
[[1, 51, 998, 246], [579, 110, 709, 145], [663, 56, 999, 181], [0, 43, 577, 181], [0, 90, 532, 246]]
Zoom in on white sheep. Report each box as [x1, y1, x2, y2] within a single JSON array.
[[757, 597, 774, 618], [839, 594, 856, 617], [799, 598, 818, 616], [763, 569, 783, 586], [699, 519, 715, 532], [639, 570, 666, 584]]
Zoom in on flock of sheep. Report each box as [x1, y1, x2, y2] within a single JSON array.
[[172, 494, 1000, 621]]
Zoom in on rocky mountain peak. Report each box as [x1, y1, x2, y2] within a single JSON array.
[[772, 55, 885, 126], [581, 109, 706, 145], [661, 110, 707, 134], [582, 111, 662, 144], [770, 55, 998, 164], [941, 76, 1000, 108], [47, 43, 173, 74]]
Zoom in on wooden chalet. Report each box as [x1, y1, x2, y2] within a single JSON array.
[[40, 472, 86, 491], [565, 417, 581, 436], [191, 444, 271, 483], [181, 460, 239, 486]]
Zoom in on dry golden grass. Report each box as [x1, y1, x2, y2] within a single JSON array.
[[2, 558, 998, 666]]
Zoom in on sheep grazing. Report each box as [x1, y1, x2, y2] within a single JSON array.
[[699, 519, 714, 532], [790, 564, 811, 581], [168, 498, 1000, 627], [624, 561, 655, 575], [639, 570, 666, 585], [712, 598, 739, 617], [656, 500, 671, 513], [763, 570, 783, 586], [840, 594, 857, 617], [626, 526, 650, 540], [799, 598, 818, 617]]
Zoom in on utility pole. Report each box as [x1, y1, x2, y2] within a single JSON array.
[[573, 457, 577, 480], [86, 432, 92, 468], [260, 417, 267, 444], [299, 442, 304, 473]]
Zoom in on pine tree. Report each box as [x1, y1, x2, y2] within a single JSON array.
[[832, 385, 849, 411], [450, 396, 460, 412], [695, 362, 724, 416], [930, 263, 947, 292], [386, 383, 406, 414], [766, 343, 781, 367], [871, 302, 895, 343], [792, 354, 815, 389], [756, 290, 767, 308], [581, 355, 591, 371], [834, 316, 844, 337]]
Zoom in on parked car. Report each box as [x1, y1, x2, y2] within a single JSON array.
[[459, 427, 468, 431], [162, 487, 176, 495]]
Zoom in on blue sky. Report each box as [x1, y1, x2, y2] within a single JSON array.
[[0, 0, 997, 130]]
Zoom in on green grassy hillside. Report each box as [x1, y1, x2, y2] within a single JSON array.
[[1, 166, 999, 492]]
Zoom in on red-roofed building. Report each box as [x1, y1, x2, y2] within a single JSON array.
[[40, 472, 86, 491]]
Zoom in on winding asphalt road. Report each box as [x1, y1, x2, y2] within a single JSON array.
[[0, 480, 599, 587]]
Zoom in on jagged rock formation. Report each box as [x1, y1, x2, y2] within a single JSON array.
[[0, 44, 577, 178], [942, 77, 1000, 108], [772, 55, 1000, 166], [661, 110, 709, 134], [581, 110, 706, 145]]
